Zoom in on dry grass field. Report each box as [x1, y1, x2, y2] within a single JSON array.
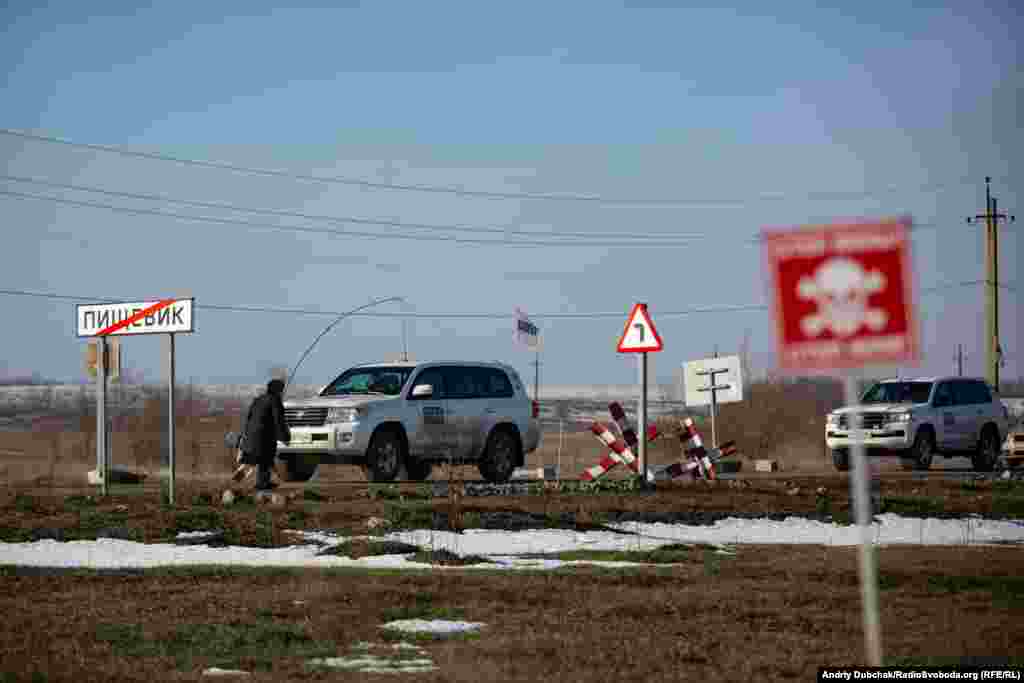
[[2, 382, 1023, 681], [2, 546, 1022, 681]]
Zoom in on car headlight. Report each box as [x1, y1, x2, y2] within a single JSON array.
[[327, 407, 361, 423], [888, 411, 912, 423]]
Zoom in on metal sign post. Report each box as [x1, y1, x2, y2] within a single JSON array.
[[96, 336, 108, 497], [638, 351, 649, 484], [685, 354, 744, 449], [695, 352, 732, 449], [165, 333, 176, 505], [764, 217, 918, 667], [617, 303, 663, 487], [844, 371, 882, 665], [76, 297, 194, 504]]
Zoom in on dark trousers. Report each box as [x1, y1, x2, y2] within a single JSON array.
[[256, 454, 275, 488]]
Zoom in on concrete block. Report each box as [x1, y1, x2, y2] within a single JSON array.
[[511, 467, 543, 481], [716, 460, 743, 474], [87, 466, 146, 485]]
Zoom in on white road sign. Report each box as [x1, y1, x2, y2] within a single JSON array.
[[684, 355, 744, 406], [76, 298, 194, 337]]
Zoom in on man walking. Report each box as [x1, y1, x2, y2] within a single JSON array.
[[239, 378, 291, 490]]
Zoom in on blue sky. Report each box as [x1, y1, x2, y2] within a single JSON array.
[[1, 1, 1020, 388]]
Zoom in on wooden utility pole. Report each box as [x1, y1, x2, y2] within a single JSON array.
[[967, 177, 1015, 392]]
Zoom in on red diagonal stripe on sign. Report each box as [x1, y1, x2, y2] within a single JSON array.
[[97, 299, 177, 336]]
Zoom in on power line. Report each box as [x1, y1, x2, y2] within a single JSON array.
[[0, 185, 950, 250], [0, 189, 699, 249], [0, 279, 991, 320], [0, 127, 980, 207], [0, 174, 705, 242]]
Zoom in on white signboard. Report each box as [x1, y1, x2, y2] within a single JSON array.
[[684, 355, 744, 406], [514, 307, 542, 351], [77, 298, 194, 337]]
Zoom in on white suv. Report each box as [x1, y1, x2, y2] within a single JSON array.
[[276, 360, 541, 483], [825, 376, 1009, 472]]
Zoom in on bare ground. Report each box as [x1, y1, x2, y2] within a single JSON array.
[[2, 425, 1023, 681], [1, 546, 1021, 682]]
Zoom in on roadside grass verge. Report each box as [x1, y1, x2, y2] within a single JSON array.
[[409, 549, 491, 565], [382, 501, 435, 529], [317, 539, 421, 558], [992, 480, 1024, 516], [96, 618, 336, 672], [379, 593, 480, 642], [382, 592, 465, 622], [542, 543, 720, 564], [926, 575, 1024, 608], [881, 495, 945, 516]]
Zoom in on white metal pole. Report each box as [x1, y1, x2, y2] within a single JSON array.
[[557, 418, 563, 479], [165, 333, 176, 505], [97, 336, 108, 496], [639, 352, 649, 484], [710, 385, 718, 450], [710, 349, 719, 448], [844, 373, 882, 665]]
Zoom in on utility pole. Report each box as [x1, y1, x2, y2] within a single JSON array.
[[956, 344, 964, 377], [967, 177, 1015, 392], [533, 353, 541, 402]]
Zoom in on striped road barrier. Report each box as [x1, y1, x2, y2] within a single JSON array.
[[662, 417, 737, 481], [580, 402, 660, 481]]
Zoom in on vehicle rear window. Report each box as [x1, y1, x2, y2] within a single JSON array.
[[861, 382, 933, 404], [442, 366, 480, 400], [963, 380, 992, 405]]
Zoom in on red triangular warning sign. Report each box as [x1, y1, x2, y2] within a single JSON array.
[[617, 303, 663, 353]]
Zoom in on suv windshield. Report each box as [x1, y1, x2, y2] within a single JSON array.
[[320, 367, 413, 396], [861, 381, 933, 405]]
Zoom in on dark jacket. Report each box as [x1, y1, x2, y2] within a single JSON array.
[[241, 391, 291, 463]]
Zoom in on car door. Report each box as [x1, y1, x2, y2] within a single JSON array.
[[479, 366, 518, 436], [951, 380, 983, 450], [406, 367, 450, 459], [440, 365, 484, 461], [962, 380, 996, 449], [931, 381, 957, 450]]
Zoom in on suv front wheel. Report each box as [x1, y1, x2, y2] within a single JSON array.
[[366, 428, 404, 482], [901, 429, 934, 471], [479, 428, 518, 483], [972, 426, 1001, 472]]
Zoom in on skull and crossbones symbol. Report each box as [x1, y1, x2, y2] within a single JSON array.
[[797, 257, 888, 338]]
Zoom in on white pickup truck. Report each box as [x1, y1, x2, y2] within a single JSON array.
[[825, 376, 1010, 471]]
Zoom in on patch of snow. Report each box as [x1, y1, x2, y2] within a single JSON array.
[[201, 667, 250, 676], [308, 641, 435, 674], [308, 655, 436, 672], [381, 619, 485, 635], [1, 515, 1022, 571], [176, 531, 221, 540]]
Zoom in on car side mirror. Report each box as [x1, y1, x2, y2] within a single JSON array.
[[411, 384, 433, 399]]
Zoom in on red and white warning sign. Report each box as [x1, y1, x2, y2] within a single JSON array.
[[617, 303, 663, 353], [763, 217, 918, 371]]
